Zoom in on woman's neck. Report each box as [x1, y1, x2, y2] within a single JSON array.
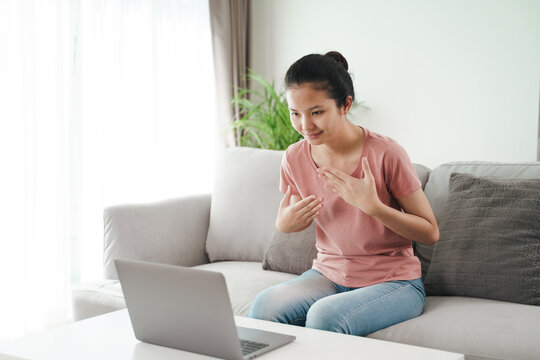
[[320, 121, 364, 156]]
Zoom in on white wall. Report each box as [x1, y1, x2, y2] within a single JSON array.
[[251, 0, 540, 168]]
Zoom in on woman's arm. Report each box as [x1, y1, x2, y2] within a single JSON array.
[[317, 157, 439, 245], [371, 189, 439, 245]]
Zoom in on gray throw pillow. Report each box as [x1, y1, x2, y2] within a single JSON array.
[[262, 223, 318, 275], [424, 172, 540, 305]]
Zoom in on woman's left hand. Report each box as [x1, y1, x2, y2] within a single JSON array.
[[317, 157, 382, 216]]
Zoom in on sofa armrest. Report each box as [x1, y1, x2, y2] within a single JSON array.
[[102, 194, 211, 279]]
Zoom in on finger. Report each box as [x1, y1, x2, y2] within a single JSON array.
[[299, 196, 323, 215], [321, 167, 349, 181], [318, 170, 342, 188], [320, 170, 345, 193], [301, 208, 320, 228], [326, 166, 348, 180], [317, 167, 346, 183], [362, 157, 374, 180], [292, 194, 321, 210], [302, 201, 323, 220], [325, 184, 343, 198], [280, 185, 292, 208]]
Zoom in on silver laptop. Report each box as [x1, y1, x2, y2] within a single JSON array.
[[114, 258, 295, 360]]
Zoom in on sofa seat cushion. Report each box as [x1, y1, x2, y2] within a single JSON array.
[[193, 261, 296, 316], [72, 280, 125, 321], [367, 296, 540, 360], [73, 262, 295, 321]]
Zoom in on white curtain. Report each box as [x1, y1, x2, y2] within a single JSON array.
[[0, 0, 215, 340]]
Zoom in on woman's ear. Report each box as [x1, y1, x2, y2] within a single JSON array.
[[341, 95, 353, 115]]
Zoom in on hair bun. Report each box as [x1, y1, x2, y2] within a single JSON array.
[[324, 51, 348, 71]]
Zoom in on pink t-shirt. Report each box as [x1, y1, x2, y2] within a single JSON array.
[[280, 126, 422, 287]]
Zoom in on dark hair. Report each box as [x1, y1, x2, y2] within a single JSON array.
[[285, 51, 355, 108]]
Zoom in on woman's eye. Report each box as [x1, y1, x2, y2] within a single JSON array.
[[291, 112, 298, 117], [313, 111, 322, 115]]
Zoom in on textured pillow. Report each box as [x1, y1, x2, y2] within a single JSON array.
[[417, 162, 540, 279], [262, 223, 318, 275], [424, 172, 540, 305]]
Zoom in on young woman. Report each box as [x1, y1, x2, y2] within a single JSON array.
[[248, 51, 440, 336]]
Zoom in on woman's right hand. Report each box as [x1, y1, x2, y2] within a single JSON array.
[[275, 185, 324, 233]]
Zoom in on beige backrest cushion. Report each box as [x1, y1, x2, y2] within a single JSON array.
[[205, 146, 431, 263], [206, 147, 284, 262]]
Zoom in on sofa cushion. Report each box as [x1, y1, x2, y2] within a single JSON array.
[[192, 261, 296, 316], [73, 262, 295, 321], [368, 296, 540, 360], [206, 146, 431, 264], [262, 224, 318, 275], [206, 148, 284, 262], [102, 195, 211, 279], [72, 280, 125, 321], [418, 162, 540, 278], [413, 163, 431, 190], [424, 172, 540, 305]]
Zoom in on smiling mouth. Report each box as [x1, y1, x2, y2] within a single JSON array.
[[305, 131, 323, 139]]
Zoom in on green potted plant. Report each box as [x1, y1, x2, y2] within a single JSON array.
[[229, 70, 301, 150]]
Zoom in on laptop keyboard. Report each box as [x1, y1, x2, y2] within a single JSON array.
[[240, 339, 269, 356]]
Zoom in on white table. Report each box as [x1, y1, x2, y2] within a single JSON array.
[[0, 309, 464, 360]]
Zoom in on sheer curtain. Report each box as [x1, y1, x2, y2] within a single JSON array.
[[0, 0, 215, 340]]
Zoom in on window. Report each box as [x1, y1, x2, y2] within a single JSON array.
[[0, 0, 215, 340]]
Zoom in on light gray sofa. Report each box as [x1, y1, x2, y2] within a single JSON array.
[[72, 146, 540, 360]]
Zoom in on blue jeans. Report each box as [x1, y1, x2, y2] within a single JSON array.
[[248, 269, 425, 336]]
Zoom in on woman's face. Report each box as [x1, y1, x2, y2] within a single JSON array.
[[286, 83, 349, 145]]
